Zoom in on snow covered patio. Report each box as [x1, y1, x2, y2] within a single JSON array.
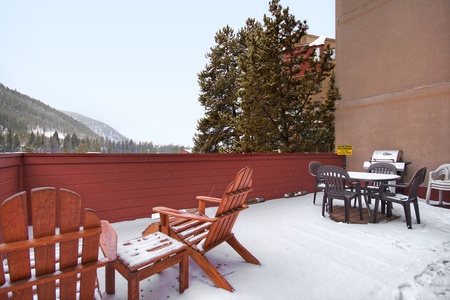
[[98, 193, 450, 300]]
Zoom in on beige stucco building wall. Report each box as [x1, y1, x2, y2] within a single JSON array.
[[335, 0, 450, 183]]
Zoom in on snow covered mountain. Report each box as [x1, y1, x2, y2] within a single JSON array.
[[60, 110, 128, 143]]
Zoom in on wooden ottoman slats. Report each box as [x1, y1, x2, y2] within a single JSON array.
[[118, 233, 185, 271], [100, 223, 188, 300]]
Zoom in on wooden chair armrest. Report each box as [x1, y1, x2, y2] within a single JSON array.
[[100, 220, 118, 261], [153, 206, 217, 222], [196, 196, 221, 214], [196, 196, 222, 203]]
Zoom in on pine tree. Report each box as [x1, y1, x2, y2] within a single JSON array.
[[299, 71, 339, 152], [26, 131, 36, 152], [0, 131, 5, 152], [33, 133, 43, 152], [5, 129, 13, 152], [193, 0, 338, 153], [63, 134, 72, 153], [71, 133, 80, 150], [93, 139, 101, 153], [12, 133, 20, 152], [319, 71, 339, 152], [193, 25, 245, 153], [239, 0, 335, 152], [50, 131, 60, 153]]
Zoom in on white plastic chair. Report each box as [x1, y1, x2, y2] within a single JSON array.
[[425, 164, 450, 205]]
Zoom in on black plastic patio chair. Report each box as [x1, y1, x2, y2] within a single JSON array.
[[318, 165, 363, 224], [309, 161, 325, 205], [373, 167, 427, 229], [366, 162, 398, 211]]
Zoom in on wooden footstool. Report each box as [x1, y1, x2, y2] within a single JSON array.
[[102, 228, 188, 300]]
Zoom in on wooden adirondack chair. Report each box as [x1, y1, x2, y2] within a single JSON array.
[[0, 187, 110, 299], [152, 166, 260, 292]]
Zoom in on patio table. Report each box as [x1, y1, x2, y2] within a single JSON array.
[[347, 171, 400, 222]]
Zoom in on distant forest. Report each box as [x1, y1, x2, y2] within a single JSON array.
[[0, 128, 186, 154], [0, 83, 186, 154]]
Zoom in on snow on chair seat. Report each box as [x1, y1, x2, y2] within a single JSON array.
[[100, 222, 188, 300], [117, 232, 186, 271]]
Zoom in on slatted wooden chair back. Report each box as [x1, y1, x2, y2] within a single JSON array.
[[203, 167, 253, 251], [0, 187, 108, 300]]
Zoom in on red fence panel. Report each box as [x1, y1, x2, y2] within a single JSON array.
[[1, 153, 343, 223], [0, 154, 22, 201]]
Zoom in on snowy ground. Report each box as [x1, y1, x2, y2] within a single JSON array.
[[98, 193, 450, 300]]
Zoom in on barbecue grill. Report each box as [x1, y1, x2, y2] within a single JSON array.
[[363, 150, 410, 182]]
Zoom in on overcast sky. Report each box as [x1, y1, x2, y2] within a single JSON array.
[[0, 0, 335, 147]]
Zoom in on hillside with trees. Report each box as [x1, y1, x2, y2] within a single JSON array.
[[0, 83, 185, 153], [0, 83, 99, 140]]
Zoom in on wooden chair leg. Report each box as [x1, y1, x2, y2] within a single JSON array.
[[227, 236, 260, 265], [127, 272, 140, 300], [105, 264, 116, 295], [179, 250, 189, 293], [189, 250, 234, 292]]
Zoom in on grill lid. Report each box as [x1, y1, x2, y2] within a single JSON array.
[[371, 150, 403, 162], [363, 150, 409, 172]]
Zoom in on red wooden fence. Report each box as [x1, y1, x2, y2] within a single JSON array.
[[1, 153, 343, 224]]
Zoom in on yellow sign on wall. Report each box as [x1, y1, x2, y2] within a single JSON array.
[[337, 145, 352, 155]]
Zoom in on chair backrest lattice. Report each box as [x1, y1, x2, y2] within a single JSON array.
[[318, 166, 352, 199], [368, 162, 398, 187], [0, 187, 106, 300], [368, 163, 397, 175]]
